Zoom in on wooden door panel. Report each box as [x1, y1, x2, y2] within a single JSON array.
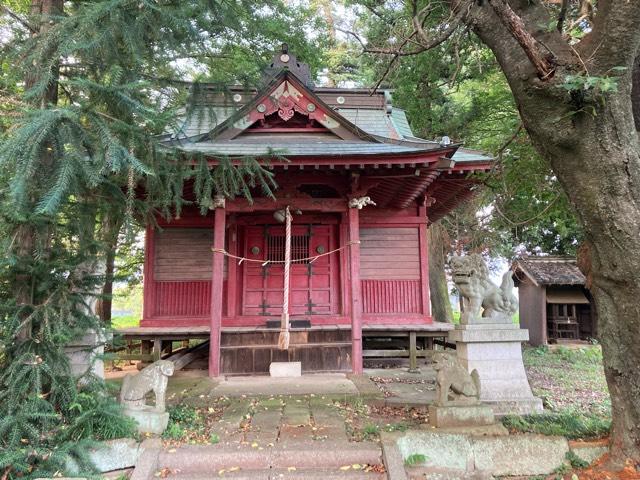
[[241, 223, 337, 318]]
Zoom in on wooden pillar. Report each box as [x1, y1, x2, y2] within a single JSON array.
[[418, 199, 431, 318], [348, 205, 363, 374], [142, 225, 155, 322], [152, 339, 162, 362], [209, 197, 226, 377], [408, 331, 419, 373]]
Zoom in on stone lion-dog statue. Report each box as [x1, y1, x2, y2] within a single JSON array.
[[450, 254, 518, 324], [120, 360, 174, 412], [433, 352, 481, 406]]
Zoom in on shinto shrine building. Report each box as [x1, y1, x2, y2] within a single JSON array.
[[135, 48, 492, 376]]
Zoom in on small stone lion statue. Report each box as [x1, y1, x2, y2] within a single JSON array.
[[120, 360, 174, 412], [433, 352, 481, 406], [450, 254, 518, 324]]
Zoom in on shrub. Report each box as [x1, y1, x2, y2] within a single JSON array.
[[502, 411, 611, 440]]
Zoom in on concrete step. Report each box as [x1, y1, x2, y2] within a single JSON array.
[[157, 444, 382, 471], [165, 467, 386, 480]]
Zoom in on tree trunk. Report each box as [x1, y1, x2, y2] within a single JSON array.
[[15, 0, 63, 341], [529, 99, 640, 466], [95, 212, 123, 327], [428, 222, 454, 322], [462, 0, 640, 465]]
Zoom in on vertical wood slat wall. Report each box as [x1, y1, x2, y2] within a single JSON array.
[[359, 227, 422, 314]]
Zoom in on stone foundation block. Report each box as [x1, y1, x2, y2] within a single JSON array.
[[473, 434, 569, 476], [123, 407, 169, 435], [270, 361, 301, 377], [569, 439, 609, 465], [428, 404, 496, 428], [396, 431, 474, 471]]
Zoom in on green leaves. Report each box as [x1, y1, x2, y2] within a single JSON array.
[[560, 73, 621, 93]]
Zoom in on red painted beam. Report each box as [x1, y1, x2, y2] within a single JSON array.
[[227, 197, 348, 213], [209, 204, 226, 377]]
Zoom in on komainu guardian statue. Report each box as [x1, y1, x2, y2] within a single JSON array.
[[450, 254, 518, 324], [432, 352, 481, 406], [120, 360, 174, 412]]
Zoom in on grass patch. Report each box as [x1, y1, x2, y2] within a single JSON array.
[[162, 404, 224, 444], [111, 314, 140, 329], [405, 453, 427, 466], [501, 411, 610, 440], [523, 344, 610, 419]]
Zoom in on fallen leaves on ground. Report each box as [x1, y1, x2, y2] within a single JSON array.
[[549, 456, 639, 480]]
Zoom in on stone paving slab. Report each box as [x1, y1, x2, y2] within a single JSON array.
[[282, 404, 311, 426]]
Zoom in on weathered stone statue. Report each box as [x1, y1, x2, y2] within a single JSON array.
[[432, 352, 481, 406], [450, 254, 518, 324], [120, 360, 174, 411], [428, 351, 497, 428], [120, 360, 174, 434], [447, 254, 543, 416]]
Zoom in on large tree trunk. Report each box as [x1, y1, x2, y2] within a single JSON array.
[[428, 222, 454, 323], [464, 0, 640, 465], [15, 0, 63, 341]]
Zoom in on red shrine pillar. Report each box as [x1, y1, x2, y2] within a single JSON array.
[[348, 204, 363, 374], [418, 197, 431, 318], [209, 196, 226, 377]]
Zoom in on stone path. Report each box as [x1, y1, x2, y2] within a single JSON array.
[[365, 367, 437, 407], [145, 397, 386, 480]]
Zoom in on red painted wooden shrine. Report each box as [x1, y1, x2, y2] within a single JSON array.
[[140, 48, 492, 376]]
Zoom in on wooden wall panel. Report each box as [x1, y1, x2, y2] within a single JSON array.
[[154, 281, 211, 317], [361, 279, 421, 314], [359, 227, 420, 280], [359, 227, 422, 314], [154, 228, 226, 281]]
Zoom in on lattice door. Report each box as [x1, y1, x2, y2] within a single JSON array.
[[242, 224, 336, 316]]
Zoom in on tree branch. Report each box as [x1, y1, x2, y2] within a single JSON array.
[[556, 0, 570, 32], [0, 5, 36, 33], [486, 0, 555, 79], [579, 0, 640, 72]]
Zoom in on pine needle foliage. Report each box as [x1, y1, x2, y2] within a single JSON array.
[[0, 1, 322, 478]]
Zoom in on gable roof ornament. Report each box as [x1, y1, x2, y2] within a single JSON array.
[[262, 43, 315, 90]]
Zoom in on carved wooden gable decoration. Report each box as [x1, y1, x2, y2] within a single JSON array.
[[206, 73, 367, 142]]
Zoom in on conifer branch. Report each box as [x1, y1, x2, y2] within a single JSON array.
[[0, 6, 36, 33]]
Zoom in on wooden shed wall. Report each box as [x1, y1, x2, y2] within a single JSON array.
[[518, 279, 546, 345]]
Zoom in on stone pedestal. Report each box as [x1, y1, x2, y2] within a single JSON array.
[[64, 330, 110, 379], [123, 406, 169, 435], [429, 404, 496, 428], [449, 324, 543, 415]]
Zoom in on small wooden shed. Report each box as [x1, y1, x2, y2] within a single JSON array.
[[512, 256, 595, 346]]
